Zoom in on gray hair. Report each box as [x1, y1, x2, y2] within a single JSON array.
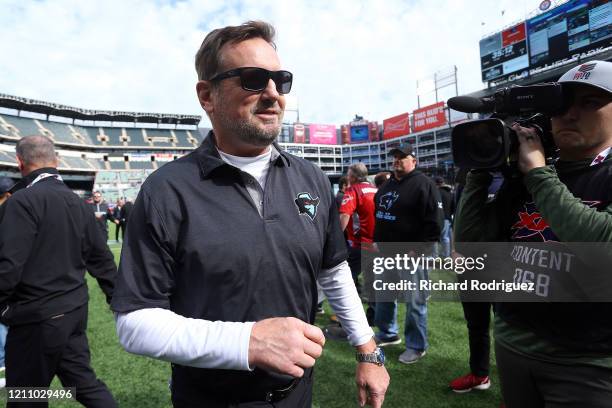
[[16, 135, 57, 167], [348, 163, 368, 182]]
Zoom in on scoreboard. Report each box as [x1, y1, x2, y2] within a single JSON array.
[[480, 0, 611, 83], [480, 23, 529, 81]]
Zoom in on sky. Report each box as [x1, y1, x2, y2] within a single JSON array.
[[0, 0, 539, 128]]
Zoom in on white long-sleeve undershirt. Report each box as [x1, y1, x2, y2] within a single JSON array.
[[115, 260, 373, 370]]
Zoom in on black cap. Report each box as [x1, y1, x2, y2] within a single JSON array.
[[0, 177, 14, 195], [388, 145, 415, 158], [434, 176, 445, 185]]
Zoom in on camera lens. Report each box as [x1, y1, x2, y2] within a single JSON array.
[[465, 123, 504, 163]]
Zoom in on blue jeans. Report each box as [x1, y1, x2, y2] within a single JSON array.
[[375, 267, 428, 352], [439, 219, 452, 258], [0, 323, 7, 367]]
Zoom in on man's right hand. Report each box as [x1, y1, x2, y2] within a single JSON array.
[[248, 317, 325, 378]]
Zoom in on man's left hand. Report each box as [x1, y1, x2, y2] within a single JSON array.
[[513, 123, 546, 174], [356, 362, 389, 407]]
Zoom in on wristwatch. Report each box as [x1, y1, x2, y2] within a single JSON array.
[[356, 347, 385, 366]]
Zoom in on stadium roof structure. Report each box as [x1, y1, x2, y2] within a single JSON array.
[[0, 93, 201, 125]]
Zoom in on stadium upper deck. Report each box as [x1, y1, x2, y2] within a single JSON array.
[[0, 92, 457, 180], [0, 92, 205, 174]]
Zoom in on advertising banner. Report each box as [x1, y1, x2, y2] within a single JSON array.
[[369, 121, 380, 142], [308, 124, 337, 145], [154, 153, 174, 161], [412, 102, 447, 132], [129, 153, 150, 162], [341, 125, 350, 144], [383, 113, 411, 140], [294, 123, 305, 143]]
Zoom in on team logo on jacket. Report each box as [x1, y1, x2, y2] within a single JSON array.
[[511, 202, 556, 241], [511, 201, 601, 241], [379, 191, 399, 210], [295, 192, 320, 220]]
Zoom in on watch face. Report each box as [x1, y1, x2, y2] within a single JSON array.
[[377, 347, 385, 365]]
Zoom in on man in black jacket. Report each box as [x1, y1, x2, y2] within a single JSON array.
[[121, 198, 133, 223], [373, 145, 443, 364], [90, 190, 111, 241], [113, 198, 134, 242], [118, 198, 133, 240], [0, 135, 118, 407]]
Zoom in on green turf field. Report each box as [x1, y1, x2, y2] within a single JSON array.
[[1, 224, 503, 407]]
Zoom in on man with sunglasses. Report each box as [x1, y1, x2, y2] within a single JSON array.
[[112, 21, 389, 408], [455, 60, 612, 407]]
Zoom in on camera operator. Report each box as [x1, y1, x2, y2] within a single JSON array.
[[455, 60, 612, 407]]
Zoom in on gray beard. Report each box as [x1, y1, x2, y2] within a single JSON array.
[[213, 88, 283, 147], [215, 108, 281, 147], [230, 117, 280, 147]]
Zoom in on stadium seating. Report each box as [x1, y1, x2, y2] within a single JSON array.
[[173, 130, 195, 148], [0, 114, 205, 150], [88, 158, 105, 169], [39, 121, 84, 145], [119, 171, 140, 183], [0, 150, 16, 164], [102, 128, 124, 146], [95, 171, 118, 183], [109, 161, 127, 170], [85, 127, 104, 145], [0, 116, 19, 138], [1, 114, 41, 138], [94, 169, 151, 203], [60, 156, 94, 170], [129, 161, 154, 170], [122, 187, 140, 200], [144, 129, 175, 147], [71, 125, 96, 145], [124, 128, 145, 145]]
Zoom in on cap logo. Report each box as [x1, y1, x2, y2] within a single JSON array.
[[572, 63, 596, 81]]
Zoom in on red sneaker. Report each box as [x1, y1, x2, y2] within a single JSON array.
[[449, 373, 491, 393]]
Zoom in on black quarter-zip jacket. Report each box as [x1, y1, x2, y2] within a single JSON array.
[[111, 132, 348, 399], [0, 167, 116, 326]]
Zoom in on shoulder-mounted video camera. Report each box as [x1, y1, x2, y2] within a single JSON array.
[[449, 83, 570, 169]]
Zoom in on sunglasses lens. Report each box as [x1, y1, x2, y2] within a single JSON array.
[[240, 68, 269, 91], [274, 71, 293, 94]]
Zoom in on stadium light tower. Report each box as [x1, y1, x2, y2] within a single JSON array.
[[416, 65, 458, 108]]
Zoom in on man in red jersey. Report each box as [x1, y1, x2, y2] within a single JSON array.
[[339, 162, 377, 293]]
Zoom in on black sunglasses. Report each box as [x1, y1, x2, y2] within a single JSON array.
[[209, 67, 293, 94]]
